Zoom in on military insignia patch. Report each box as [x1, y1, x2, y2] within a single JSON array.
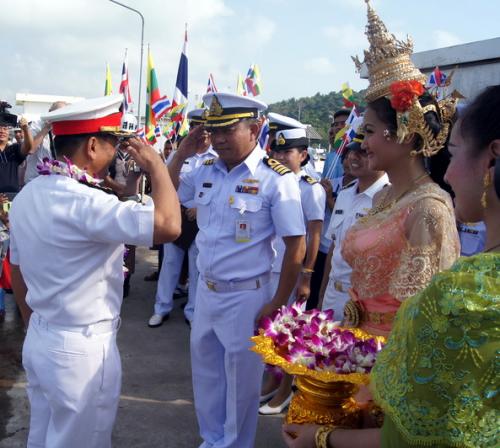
[[263, 157, 291, 175], [203, 158, 216, 166], [209, 96, 223, 117], [277, 134, 286, 146], [301, 175, 318, 185]]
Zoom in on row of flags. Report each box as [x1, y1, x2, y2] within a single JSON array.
[[104, 25, 263, 144]]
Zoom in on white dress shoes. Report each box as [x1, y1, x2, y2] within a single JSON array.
[[148, 313, 169, 327], [258, 393, 293, 415]]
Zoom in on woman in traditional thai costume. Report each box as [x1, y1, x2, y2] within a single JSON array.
[[282, 77, 500, 448], [338, 1, 460, 337]]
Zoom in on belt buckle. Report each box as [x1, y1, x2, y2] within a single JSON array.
[[206, 280, 217, 291], [334, 281, 343, 292]]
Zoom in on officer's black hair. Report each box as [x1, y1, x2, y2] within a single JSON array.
[[54, 133, 118, 158], [333, 109, 351, 120]]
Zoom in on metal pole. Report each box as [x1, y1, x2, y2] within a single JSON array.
[[109, 0, 144, 127]]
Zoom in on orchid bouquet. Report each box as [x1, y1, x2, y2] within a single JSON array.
[[256, 301, 384, 375]]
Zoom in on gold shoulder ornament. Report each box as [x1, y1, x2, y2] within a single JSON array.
[[263, 157, 291, 176], [302, 175, 318, 185]]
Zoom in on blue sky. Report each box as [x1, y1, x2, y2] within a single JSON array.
[[2, 0, 499, 112]]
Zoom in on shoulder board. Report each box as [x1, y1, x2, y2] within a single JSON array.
[[263, 157, 291, 176], [203, 158, 216, 166], [301, 175, 318, 185], [341, 180, 357, 190]]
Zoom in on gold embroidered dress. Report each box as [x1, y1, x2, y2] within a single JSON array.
[[342, 183, 460, 336], [371, 253, 500, 447]]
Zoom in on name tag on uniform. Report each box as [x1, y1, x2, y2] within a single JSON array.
[[235, 220, 251, 243], [335, 209, 344, 215], [203, 182, 213, 188]]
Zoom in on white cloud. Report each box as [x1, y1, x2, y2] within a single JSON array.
[[322, 24, 366, 50], [432, 30, 463, 48], [303, 57, 336, 75], [242, 16, 276, 48]]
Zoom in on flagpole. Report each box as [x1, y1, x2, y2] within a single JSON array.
[[109, 0, 144, 127]]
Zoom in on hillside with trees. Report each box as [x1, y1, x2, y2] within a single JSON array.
[[268, 89, 366, 147]]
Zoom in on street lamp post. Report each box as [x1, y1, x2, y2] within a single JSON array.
[[109, 0, 144, 127]]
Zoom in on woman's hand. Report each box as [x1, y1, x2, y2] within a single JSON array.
[[282, 423, 319, 448]]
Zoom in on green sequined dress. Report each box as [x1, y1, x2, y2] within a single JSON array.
[[371, 253, 500, 447]]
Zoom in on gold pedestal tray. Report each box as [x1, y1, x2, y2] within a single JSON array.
[[286, 377, 361, 426], [251, 329, 386, 426]]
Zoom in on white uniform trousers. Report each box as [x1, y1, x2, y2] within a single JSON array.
[[23, 314, 121, 448], [154, 241, 199, 322], [322, 278, 350, 321], [191, 279, 271, 448]]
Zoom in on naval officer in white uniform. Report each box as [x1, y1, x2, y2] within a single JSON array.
[[168, 93, 306, 448], [9, 95, 181, 448]]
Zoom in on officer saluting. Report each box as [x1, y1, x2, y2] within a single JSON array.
[[169, 93, 306, 448], [9, 95, 181, 448]]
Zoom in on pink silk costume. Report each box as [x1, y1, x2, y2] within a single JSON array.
[[341, 182, 460, 337]]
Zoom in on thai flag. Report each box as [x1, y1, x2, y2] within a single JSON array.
[[170, 25, 188, 140], [428, 66, 447, 87], [136, 127, 146, 140], [119, 52, 132, 112], [258, 120, 270, 149], [206, 73, 218, 93], [344, 105, 360, 128], [152, 96, 171, 120], [154, 125, 162, 138]]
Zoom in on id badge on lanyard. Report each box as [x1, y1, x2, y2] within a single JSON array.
[[235, 220, 251, 243]]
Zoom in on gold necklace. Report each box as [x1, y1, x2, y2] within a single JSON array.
[[367, 172, 429, 217]]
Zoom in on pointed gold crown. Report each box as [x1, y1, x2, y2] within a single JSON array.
[[353, 0, 426, 102]]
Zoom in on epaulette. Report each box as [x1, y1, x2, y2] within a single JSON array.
[[301, 174, 318, 185], [263, 157, 291, 176], [203, 158, 216, 166], [341, 180, 357, 190]]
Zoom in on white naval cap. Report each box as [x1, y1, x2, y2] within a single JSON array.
[[202, 92, 267, 128], [272, 127, 309, 151], [41, 95, 124, 136], [267, 112, 306, 131], [187, 108, 207, 123]]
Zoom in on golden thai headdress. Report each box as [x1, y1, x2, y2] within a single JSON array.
[[352, 0, 458, 157]]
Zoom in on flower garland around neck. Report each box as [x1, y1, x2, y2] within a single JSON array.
[[37, 157, 102, 187]]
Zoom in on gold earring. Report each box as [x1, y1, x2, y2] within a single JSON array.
[[410, 150, 418, 157], [481, 171, 492, 208]]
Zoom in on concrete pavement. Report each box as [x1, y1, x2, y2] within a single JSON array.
[[0, 247, 286, 447]]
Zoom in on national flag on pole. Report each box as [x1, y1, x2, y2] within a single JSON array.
[[258, 119, 270, 149], [206, 73, 218, 93], [244, 64, 262, 96], [236, 73, 246, 96], [170, 24, 188, 134], [341, 82, 355, 108], [145, 47, 166, 143], [104, 63, 113, 96], [119, 50, 133, 112], [427, 66, 447, 87], [152, 96, 171, 120]]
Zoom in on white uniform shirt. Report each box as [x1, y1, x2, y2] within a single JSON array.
[[177, 147, 305, 282], [9, 175, 154, 326], [272, 171, 326, 272], [180, 146, 218, 173], [25, 120, 53, 183], [457, 221, 486, 256], [326, 174, 389, 285]]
